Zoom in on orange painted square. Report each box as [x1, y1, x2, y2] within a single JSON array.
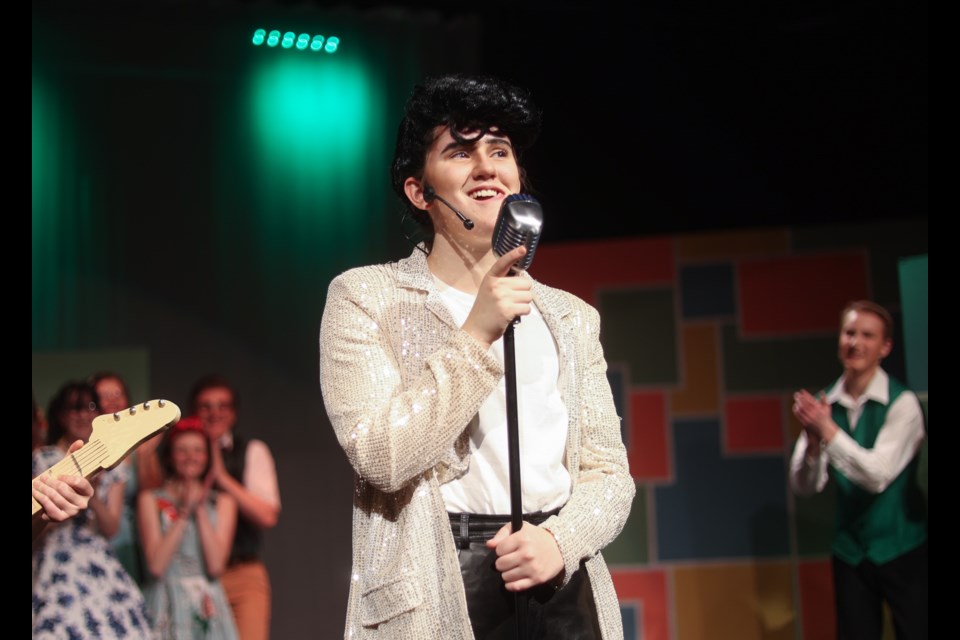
[[725, 396, 785, 453], [611, 568, 670, 640], [671, 324, 720, 415], [738, 253, 869, 336], [629, 391, 670, 480], [675, 563, 796, 640]]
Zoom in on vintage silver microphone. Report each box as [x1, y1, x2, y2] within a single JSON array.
[[492, 194, 543, 272]]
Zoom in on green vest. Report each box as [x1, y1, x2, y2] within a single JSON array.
[[830, 375, 927, 565]]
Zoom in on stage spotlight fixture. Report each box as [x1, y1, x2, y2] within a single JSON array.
[[252, 28, 339, 54]]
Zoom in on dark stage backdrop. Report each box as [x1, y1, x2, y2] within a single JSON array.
[[33, 2, 927, 639]]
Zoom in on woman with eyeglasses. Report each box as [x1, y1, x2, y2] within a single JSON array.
[[32, 380, 153, 639]]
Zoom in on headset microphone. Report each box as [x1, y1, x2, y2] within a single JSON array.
[[423, 184, 475, 230]]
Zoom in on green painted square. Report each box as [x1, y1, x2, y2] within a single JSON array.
[[722, 324, 837, 392], [599, 289, 677, 386], [604, 482, 649, 565]]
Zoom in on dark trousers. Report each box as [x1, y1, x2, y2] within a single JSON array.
[[451, 511, 602, 640], [833, 541, 928, 640]]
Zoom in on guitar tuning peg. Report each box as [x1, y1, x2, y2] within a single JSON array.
[[112, 412, 121, 421], [144, 401, 151, 409], [130, 406, 137, 415]]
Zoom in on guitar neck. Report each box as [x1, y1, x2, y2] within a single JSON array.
[[32, 398, 180, 521], [32, 440, 109, 518]]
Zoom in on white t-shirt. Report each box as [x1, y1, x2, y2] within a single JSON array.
[[435, 278, 571, 514]]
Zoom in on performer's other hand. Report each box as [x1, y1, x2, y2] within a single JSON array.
[[486, 521, 565, 592]]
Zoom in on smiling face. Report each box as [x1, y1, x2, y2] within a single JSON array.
[[838, 309, 892, 378], [169, 430, 209, 481], [194, 386, 236, 442], [405, 126, 522, 245]]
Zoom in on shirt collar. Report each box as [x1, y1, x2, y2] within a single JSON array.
[[827, 367, 889, 408]]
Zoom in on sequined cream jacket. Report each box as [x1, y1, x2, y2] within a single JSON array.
[[319, 247, 635, 639]]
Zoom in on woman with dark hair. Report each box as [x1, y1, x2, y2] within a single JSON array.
[[138, 416, 239, 639], [32, 380, 153, 639]]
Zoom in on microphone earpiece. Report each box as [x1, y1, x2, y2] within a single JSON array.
[[421, 182, 474, 230]]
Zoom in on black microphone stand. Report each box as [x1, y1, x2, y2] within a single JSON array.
[[492, 194, 543, 640], [503, 317, 527, 640]]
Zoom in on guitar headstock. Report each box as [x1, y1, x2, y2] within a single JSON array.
[[91, 399, 182, 471]]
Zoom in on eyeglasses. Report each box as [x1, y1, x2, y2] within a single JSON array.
[[196, 402, 234, 413], [66, 401, 98, 413]]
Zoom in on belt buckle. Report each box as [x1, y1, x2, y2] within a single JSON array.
[[459, 513, 470, 549]]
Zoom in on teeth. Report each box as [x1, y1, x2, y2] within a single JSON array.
[[471, 189, 499, 199]]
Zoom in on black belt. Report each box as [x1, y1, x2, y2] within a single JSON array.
[[449, 507, 561, 549]]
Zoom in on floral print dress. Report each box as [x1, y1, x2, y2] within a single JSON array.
[[32, 446, 154, 639]]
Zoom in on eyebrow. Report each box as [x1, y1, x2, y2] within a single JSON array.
[[441, 136, 513, 154]]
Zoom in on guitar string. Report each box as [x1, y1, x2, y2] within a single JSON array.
[[39, 440, 108, 478]]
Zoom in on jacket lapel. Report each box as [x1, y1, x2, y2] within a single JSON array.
[[396, 245, 460, 330]]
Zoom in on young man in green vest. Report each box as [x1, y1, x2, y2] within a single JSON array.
[[790, 300, 927, 639]]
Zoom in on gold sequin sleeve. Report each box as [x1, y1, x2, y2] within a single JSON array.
[[319, 263, 504, 493]]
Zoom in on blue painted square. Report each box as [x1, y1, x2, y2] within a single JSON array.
[[654, 418, 790, 560], [680, 263, 735, 318], [620, 602, 639, 640]]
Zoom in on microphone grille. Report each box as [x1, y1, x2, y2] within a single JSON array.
[[492, 194, 543, 272]]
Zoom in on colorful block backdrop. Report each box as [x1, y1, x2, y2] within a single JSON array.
[[533, 218, 928, 640]]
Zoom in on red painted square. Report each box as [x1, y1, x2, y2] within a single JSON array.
[[798, 560, 835, 640], [611, 568, 670, 640], [725, 396, 784, 453], [535, 238, 674, 306], [629, 391, 670, 480], [738, 253, 869, 336]]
